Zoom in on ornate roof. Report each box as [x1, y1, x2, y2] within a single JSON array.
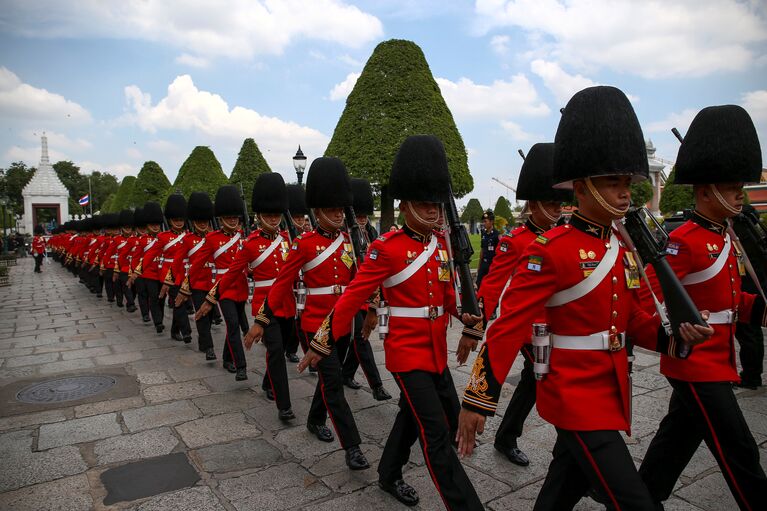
[[22, 134, 69, 197]]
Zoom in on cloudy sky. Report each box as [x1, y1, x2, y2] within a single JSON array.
[[1, 0, 765, 208]]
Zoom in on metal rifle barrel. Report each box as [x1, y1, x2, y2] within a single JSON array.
[[671, 127, 684, 144], [518, 149, 526, 160]]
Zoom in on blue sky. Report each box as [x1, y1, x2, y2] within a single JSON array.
[[1, 0, 765, 209]]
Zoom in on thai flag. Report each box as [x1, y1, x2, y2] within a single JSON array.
[[78, 194, 89, 206]]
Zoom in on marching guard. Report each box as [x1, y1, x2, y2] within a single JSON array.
[[129, 202, 167, 333], [158, 194, 193, 343], [457, 86, 713, 510], [638, 105, 767, 510]]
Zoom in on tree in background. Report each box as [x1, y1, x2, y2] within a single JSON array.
[[460, 198, 484, 234], [0, 162, 36, 215], [659, 167, 694, 215], [630, 180, 653, 208], [132, 161, 171, 206], [54, 161, 88, 211], [230, 138, 272, 204], [324, 39, 472, 228], [88, 171, 119, 212], [171, 146, 228, 200], [109, 176, 137, 211], [493, 196, 514, 227]]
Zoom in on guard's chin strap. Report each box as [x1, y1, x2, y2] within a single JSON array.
[[257, 213, 280, 234], [316, 209, 343, 230], [220, 218, 240, 233], [404, 201, 439, 230], [709, 184, 742, 216], [536, 201, 560, 225], [585, 177, 630, 217]]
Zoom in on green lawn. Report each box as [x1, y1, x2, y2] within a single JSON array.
[[469, 233, 481, 270]]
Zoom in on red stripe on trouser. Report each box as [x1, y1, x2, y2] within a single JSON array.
[[573, 432, 622, 511], [394, 373, 453, 511], [688, 383, 752, 511]]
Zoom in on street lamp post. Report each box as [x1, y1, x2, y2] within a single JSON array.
[[292, 146, 307, 185]]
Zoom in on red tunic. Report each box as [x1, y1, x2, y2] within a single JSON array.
[[315, 226, 457, 374], [100, 236, 119, 270], [640, 212, 756, 383], [156, 230, 188, 285], [258, 228, 354, 333], [32, 236, 46, 256], [136, 234, 162, 281], [463, 213, 667, 433], [177, 232, 212, 292], [116, 235, 136, 273], [190, 230, 247, 303]]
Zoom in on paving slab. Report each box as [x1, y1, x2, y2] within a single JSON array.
[[217, 462, 332, 511], [100, 452, 200, 505], [127, 486, 226, 511], [122, 400, 202, 432], [94, 427, 180, 465], [0, 474, 93, 511], [143, 380, 210, 403], [174, 412, 261, 449], [0, 431, 87, 492], [37, 412, 122, 450], [191, 437, 284, 473]]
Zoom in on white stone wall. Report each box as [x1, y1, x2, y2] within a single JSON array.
[[22, 195, 69, 234]]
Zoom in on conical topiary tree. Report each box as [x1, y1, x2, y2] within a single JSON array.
[[230, 138, 272, 204], [111, 176, 137, 211], [132, 161, 171, 205], [170, 146, 229, 200], [494, 196, 514, 226], [659, 167, 695, 215], [324, 39, 473, 228]]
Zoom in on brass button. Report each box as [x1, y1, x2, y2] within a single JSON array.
[[612, 276, 618, 284], [612, 311, 618, 318], [612, 294, 618, 301], [605, 243, 611, 249], [610, 325, 617, 333]]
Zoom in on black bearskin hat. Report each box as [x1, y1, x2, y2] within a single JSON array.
[[143, 202, 164, 225], [252, 172, 288, 213], [214, 185, 245, 217], [133, 207, 146, 228], [389, 135, 451, 203], [351, 178, 375, 216], [553, 86, 648, 189], [305, 157, 353, 208], [675, 105, 762, 185], [287, 184, 308, 215], [187, 192, 214, 221], [517, 143, 574, 202], [103, 213, 120, 229], [119, 209, 134, 228], [164, 193, 187, 220]]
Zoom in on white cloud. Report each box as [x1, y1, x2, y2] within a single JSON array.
[[0, 67, 91, 123], [4, 145, 68, 165], [474, 0, 767, 78], [742, 90, 767, 123], [123, 74, 329, 171], [490, 35, 511, 56], [645, 108, 699, 135], [79, 161, 137, 179], [436, 75, 550, 120], [530, 59, 597, 105], [500, 120, 535, 141], [2, 0, 383, 62], [329, 72, 361, 101], [20, 130, 92, 151], [175, 53, 209, 69], [338, 54, 364, 67]]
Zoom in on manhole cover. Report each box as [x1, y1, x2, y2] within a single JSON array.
[[16, 376, 117, 403]]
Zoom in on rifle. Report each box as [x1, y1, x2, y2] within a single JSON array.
[[307, 209, 318, 229], [283, 210, 298, 242], [618, 207, 707, 358], [732, 210, 767, 273], [517, 149, 526, 160], [343, 205, 365, 267], [239, 183, 251, 236], [444, 183, 481, 316]]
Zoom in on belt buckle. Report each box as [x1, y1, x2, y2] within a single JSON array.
[[428, 306, 438, 321], [332, 284, 342, 295], [608, 332, 623, 352]]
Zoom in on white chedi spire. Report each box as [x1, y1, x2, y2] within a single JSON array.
[[40, 132, 50, 165]]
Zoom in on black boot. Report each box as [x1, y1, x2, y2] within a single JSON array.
[[235, 367, 248, 381], [379, 479, 419, 506], [205, 348, 217, 361], [345, 446, 369, 470]]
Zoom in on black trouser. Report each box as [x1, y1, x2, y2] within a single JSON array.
[[113, 270, 124, 306], [142, 278, 165, 327], [284, 317, 300, 356], [535, 429, 655, 511], [33, 254, 43, 272], [340, 310, 383, 388], [168, 285, 192, 338], [118, 272, 134, 307], [305, 330, 361, 449], [495, 343, 537, 450], [104, 269, 115, 301], [91, 267, 104, 296], [191, 289, 214, 352], [219, 299, 248, 369], [379, 369, 482, 511], [260, 317, 293, 411], [735, 322, 764, 386], [475, 261, 491, 288], [639, 378, 767, 511], [135, 276, 150, 318]]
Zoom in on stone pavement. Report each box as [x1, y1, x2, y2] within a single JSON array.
[[0, 257, 765, 510]]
